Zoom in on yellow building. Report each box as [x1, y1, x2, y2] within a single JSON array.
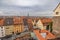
[[4, 18, 14, 36], [13, 17, 24, 34], [14, 24, 24, 34], [4, 25, 14, 35]]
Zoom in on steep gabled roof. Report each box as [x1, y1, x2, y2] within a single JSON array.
[[53, 3, 60, 12]]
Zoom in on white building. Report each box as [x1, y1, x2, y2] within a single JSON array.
[[0, 26, 5, 37], [36, 19, 44, 30]]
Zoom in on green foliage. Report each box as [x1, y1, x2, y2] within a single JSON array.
[[49, 22, 53, 32]]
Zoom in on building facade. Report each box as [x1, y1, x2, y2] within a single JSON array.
[[36, 19, 44, 30], [4, 25, 14, 35], [0, 19, 5, 37], [0, 27, 5, 37], [4, 18, 14, 36], [27, 18, 33, 31], [13, 17, 24, 34], [53, 3, 60, 36]]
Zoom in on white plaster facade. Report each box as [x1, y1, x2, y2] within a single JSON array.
[[0, 26, 5, 37], [36, 19, 44, 30], [53, 3, 60, 16]]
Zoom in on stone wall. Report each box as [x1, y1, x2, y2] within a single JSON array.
[[52, 16, 60, 37]]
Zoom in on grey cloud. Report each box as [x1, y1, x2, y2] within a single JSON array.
[[0, 0, 60, 16]]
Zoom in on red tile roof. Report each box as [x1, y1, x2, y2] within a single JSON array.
[[41, 18, 52, 26], [41, 18, 52, 23], [27, 18, 33, 23], [34, 18, 52, 26], [13, 17, 23, 24], [0, 19, 4, 26]]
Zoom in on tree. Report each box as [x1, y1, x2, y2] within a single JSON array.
[[49, 22, 53, 32]]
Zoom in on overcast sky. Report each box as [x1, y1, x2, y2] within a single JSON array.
[[0, 0, 60, 16]]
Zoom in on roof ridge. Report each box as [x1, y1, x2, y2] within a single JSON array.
[[53, 2, 60, 12]]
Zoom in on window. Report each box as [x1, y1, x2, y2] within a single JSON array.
[[1, 27, 3, 28], [56, 12, 59, 15], [2, 32, 3, 34], [1, 30, 3, 31], [7, 21, 10, 24], [2, 34, 4, 36], [12, 32, 14, 34], [1, 32, 4, 36]]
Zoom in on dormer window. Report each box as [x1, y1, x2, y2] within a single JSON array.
[[56, 12, 59, 15]]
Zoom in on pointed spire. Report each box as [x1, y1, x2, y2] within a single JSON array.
[[27, 13, 29, 17]]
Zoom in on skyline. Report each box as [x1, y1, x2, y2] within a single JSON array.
[[0, 0, 60, 16]]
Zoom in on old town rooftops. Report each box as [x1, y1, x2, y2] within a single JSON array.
[[4, 18, 13, 25], [13, 17, 23, 25], [0, 16, 52, 26], [41, 18, 52, 26], [34, 17, 52, 26]]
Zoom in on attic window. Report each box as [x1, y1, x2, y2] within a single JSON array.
[[56, 12, 59, 15]]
